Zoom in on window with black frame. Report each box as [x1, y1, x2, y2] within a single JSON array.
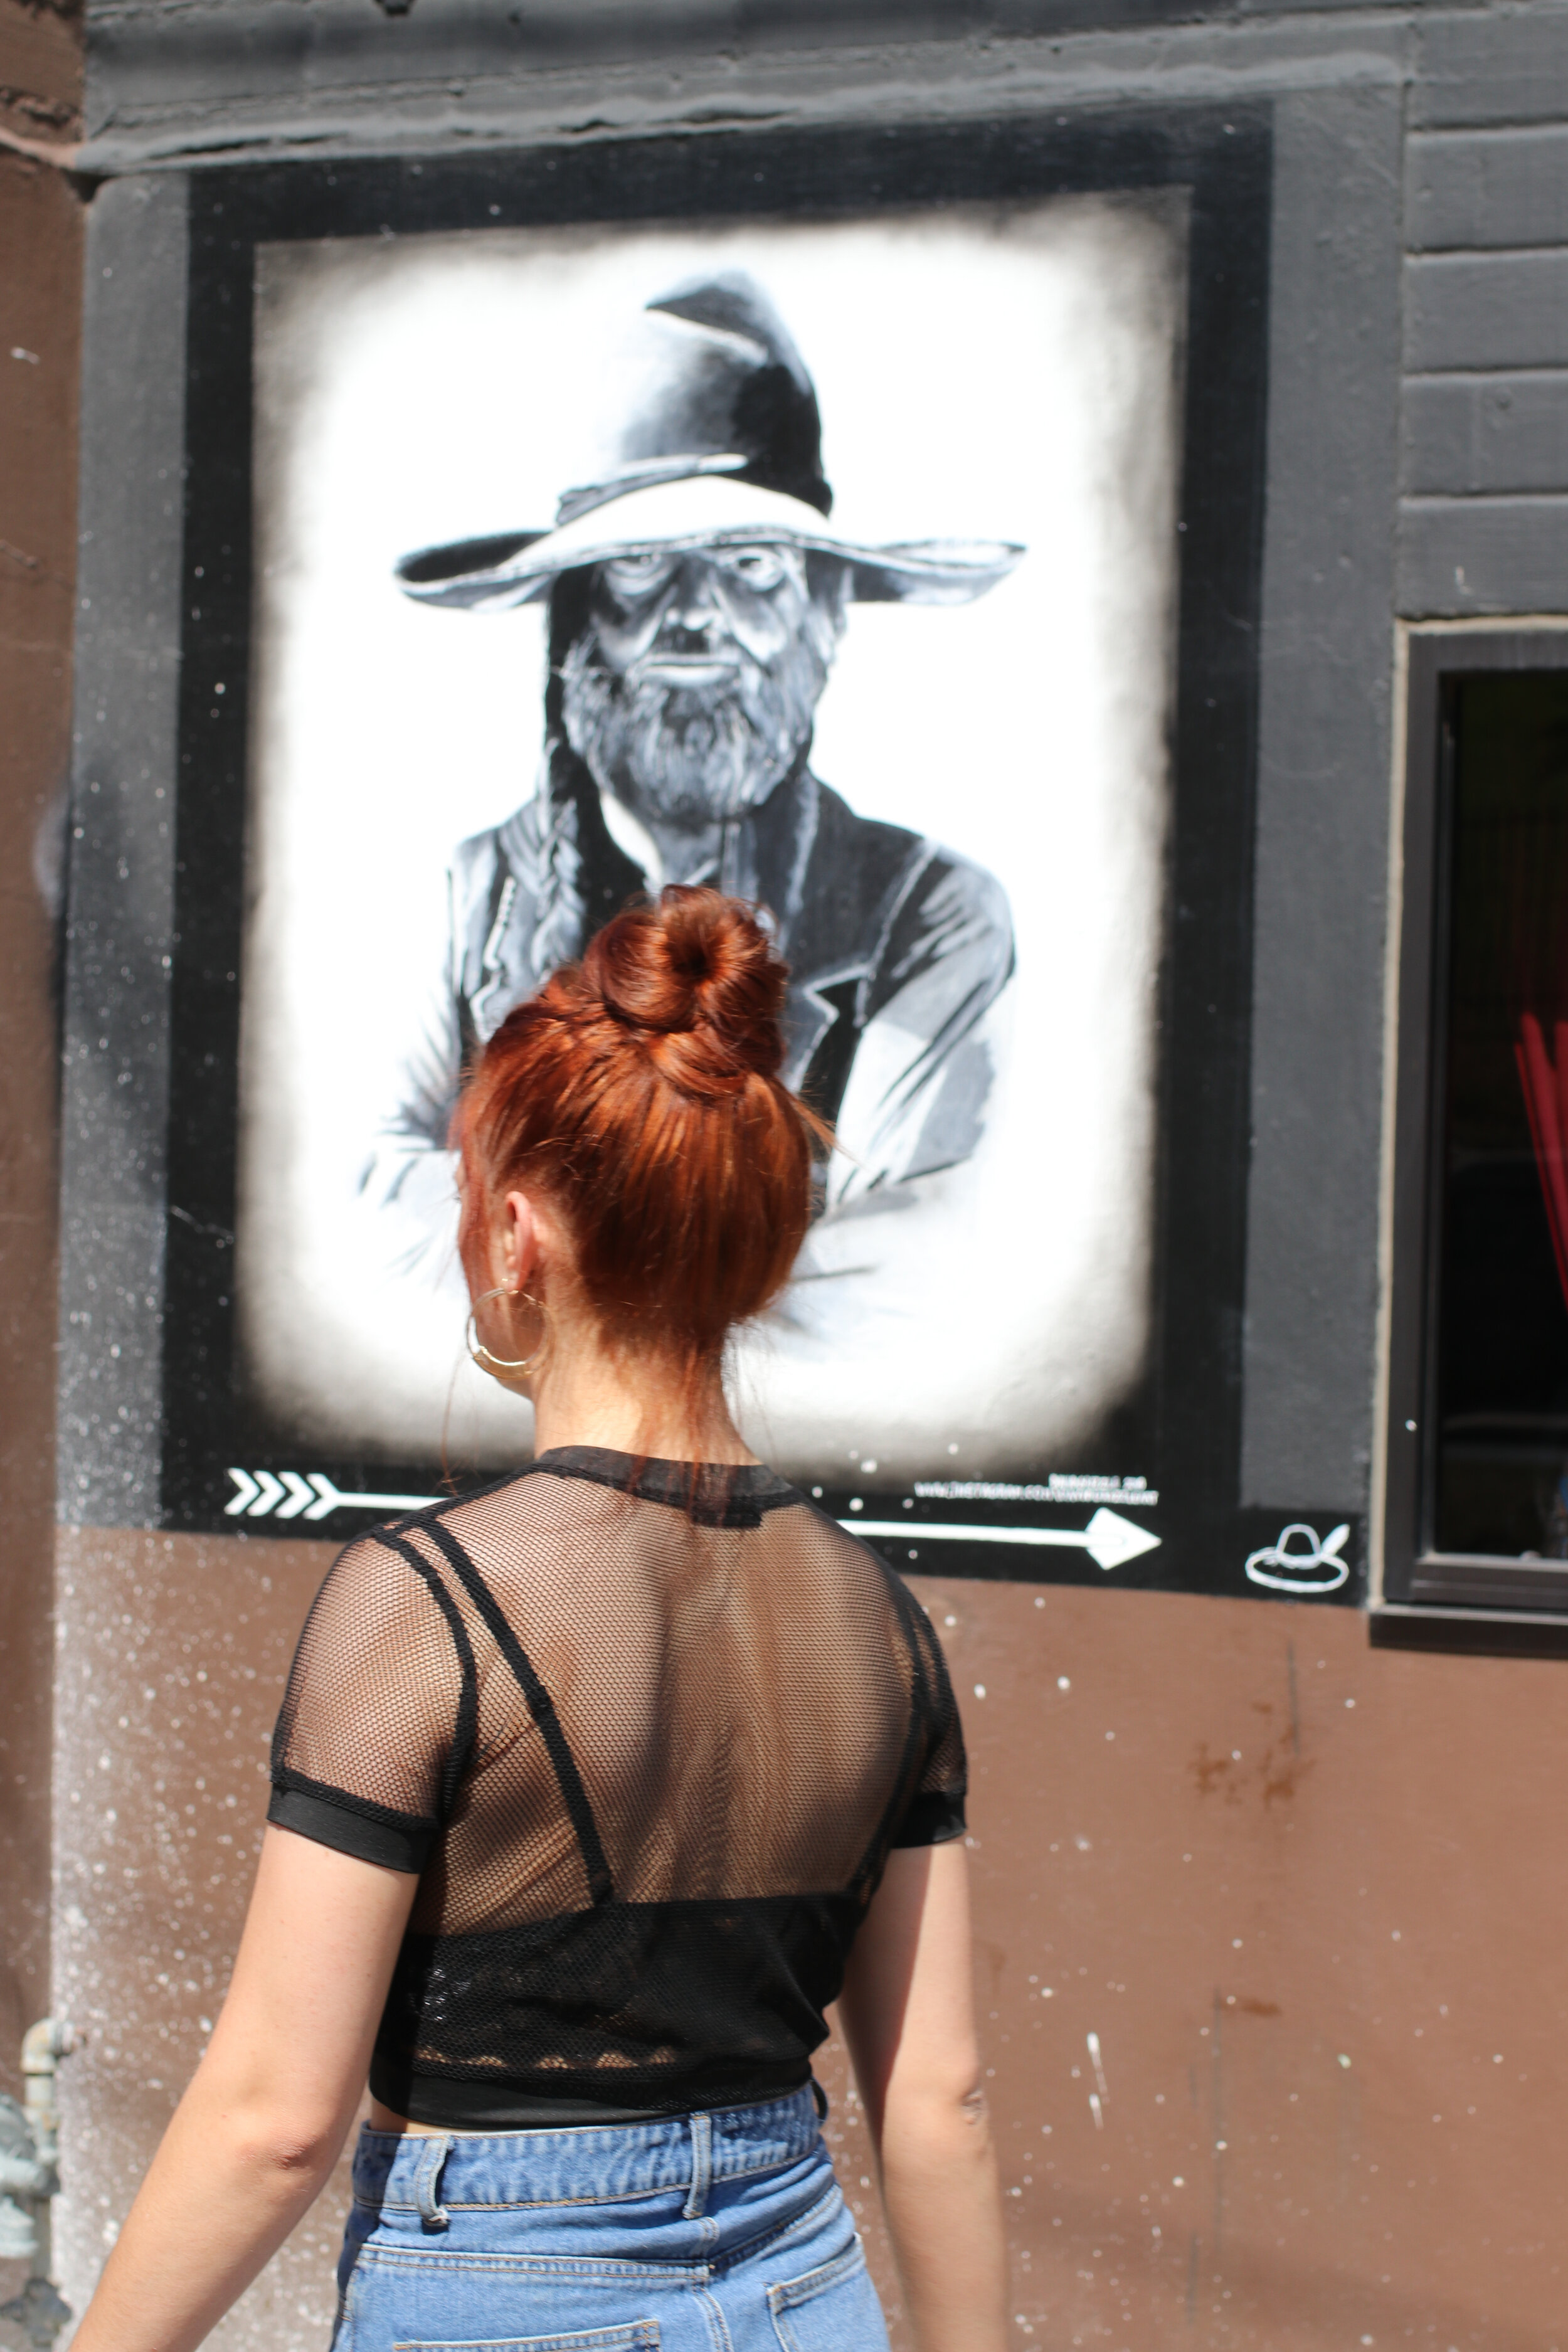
[[1434, 673, 1568, 1564], [1388, 643, 1568, 1625]]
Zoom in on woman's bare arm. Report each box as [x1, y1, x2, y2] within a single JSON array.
[[70, 1825, 418, 2352], [836, 1840, 1007, 2352]]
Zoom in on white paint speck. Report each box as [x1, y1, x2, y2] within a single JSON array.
[[1057, 1675, 1071, 1690], [974, 1684, 987, 1700], [1345, 1697, 1356, 1708], [861, 1459, 878, 1474]]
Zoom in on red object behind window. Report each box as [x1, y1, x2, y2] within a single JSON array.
[[1515, 1010, 1568, 1310]]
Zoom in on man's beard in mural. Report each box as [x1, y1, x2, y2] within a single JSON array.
[[559, 613, 837, 827]]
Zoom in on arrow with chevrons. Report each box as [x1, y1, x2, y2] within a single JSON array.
[[225, 1468, 440, 1523], [225, 1468, 1161, 1566]]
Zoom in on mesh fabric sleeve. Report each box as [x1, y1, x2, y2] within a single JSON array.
[[268, 1530, 474, 1873], [891, 1595, 968, 1848]]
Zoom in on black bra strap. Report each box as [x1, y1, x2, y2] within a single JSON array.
[[420, 1517, 615, 1908]]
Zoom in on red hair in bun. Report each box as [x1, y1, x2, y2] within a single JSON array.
[[453, 887, 825, 1363]]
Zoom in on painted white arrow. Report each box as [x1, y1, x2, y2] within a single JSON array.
[[275, 1471, 315, 1520], [304, 1471, 443, 1522], [248, 1470, 285, 1517], [225, 1468, 441, 1523], [220, 1473, 1162, 1571], [844, 1507, 1161, 1573], [223, 1469, 258, 1517]]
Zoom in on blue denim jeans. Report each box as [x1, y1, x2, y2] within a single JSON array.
[[332, 2087, 890, 2352]]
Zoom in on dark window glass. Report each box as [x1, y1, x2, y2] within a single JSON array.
[[1434, 675, 1568, 1558]]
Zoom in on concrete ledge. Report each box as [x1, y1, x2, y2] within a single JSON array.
[[75, 7, 1404, 173]]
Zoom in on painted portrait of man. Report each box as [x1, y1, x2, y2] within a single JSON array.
[[367, 273, 1021, 1263], [238, 204, 1183, 1480]]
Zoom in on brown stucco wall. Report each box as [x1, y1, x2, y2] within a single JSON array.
[[0, 140, 78, 2095], [52, 1529, 352, 2346], [50, 1528, 1568, 2350], [0, 0, 80, 152], [0, 114, 81, 2339]]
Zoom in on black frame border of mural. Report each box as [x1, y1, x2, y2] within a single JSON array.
[[1379, 625, 1568, 1647], [157, 103, 1324, 1601]]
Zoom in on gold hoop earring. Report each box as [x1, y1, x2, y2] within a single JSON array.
[[466, 1285, 543, 1377]]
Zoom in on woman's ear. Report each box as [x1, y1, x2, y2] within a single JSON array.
[[500, 1190, 543, 1294]]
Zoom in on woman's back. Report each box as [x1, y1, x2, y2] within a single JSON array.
[[73, 892, 1004, 2352], [271, 1447, 965, 2122]]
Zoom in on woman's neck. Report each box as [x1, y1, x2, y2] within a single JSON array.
[[527, 1336, 756, 1466]]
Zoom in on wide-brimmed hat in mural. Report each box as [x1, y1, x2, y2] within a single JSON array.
[[395, 272, 1025, 613]]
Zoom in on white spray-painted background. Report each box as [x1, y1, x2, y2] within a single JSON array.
[[241, 198, 1185, 1480]]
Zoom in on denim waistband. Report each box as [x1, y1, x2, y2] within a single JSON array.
[[352, 2084, 824, 2217]]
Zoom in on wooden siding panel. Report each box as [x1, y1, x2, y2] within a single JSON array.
[[1403, 371, 1568, 496], [1409, 125, 1568, 253]]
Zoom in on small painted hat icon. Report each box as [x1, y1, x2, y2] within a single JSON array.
[[1244, 1521, 1350, 1595]]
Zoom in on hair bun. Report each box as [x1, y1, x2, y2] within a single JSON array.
[[459, 888, 823, 1362], [585, 886, 788, 1085]]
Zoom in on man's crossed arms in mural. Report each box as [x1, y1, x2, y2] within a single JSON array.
[[366, 272, 1024, 1272]]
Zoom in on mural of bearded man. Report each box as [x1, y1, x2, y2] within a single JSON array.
[[368, 271, 1024, 1264]]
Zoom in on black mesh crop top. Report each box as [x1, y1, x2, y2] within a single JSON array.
[[268, 1448, 967, 2126]]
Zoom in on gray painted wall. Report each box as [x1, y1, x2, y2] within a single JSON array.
[[58, 174, 188, 1528], [56, 0, 1568, 1534], [1242, 72, 1401, 1510], [1402, 7, 1568, 616]]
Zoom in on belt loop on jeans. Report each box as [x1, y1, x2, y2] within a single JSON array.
[[810, 2076, 829, 2122], [684, 2110, 713, 2220], [413, 2134, 452, 2232]]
